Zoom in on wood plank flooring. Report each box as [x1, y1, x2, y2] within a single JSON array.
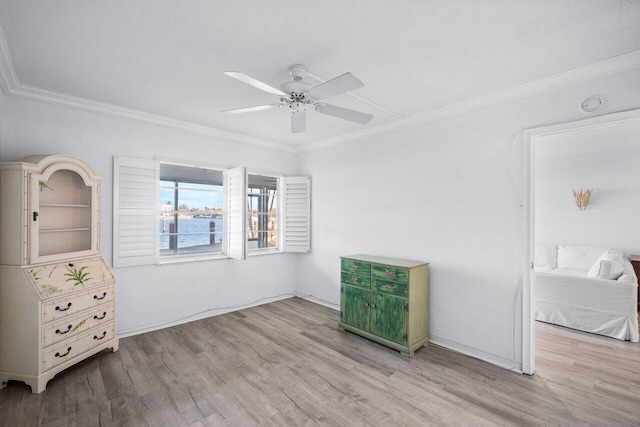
[[0, 297, 638, 426]]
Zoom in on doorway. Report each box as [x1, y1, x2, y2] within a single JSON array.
[[520, 108, 640, 374]]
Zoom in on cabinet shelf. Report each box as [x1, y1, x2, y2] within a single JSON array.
[[40, 204, 91, 208], [39, 228, 91, 234]]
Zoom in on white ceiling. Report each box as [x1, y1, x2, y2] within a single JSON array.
[[1, 1, 640, 149]]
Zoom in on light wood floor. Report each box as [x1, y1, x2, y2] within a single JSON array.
[[0, 297, 638, 426]]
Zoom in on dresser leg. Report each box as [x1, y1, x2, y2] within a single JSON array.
[[0, 376, 7, 389], [111, 339, 120, 353], [25, 378, 47, 394]]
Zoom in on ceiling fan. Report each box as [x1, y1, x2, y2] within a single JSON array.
[[221, 64, 373, 133]]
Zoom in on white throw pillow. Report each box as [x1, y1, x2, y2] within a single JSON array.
[[535, 244, 558, 268], [587, 260, 612, 279], [557, 245, 607, 271], [607, 260, 625, 280], [587, 258, 625, 280]]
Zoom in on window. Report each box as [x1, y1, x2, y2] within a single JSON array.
[[113, 156, 311, 267], [159, 163, 224, 259], [247, 174, 278, 253]]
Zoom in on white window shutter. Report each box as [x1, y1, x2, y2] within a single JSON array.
[[281, 176, 311, 253], [227, 166, 247, 260], [113, 156, 158, 267]]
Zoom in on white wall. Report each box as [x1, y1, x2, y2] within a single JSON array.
[[535, 126, 640, 255], [296, 68, 640, 370], [3, 66, 640, 371], [0, 95, 298, 336]]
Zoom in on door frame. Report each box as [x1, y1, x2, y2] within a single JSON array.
[[520, 108, 640, 375]]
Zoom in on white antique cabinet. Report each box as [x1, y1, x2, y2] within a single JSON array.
[[0, 155, 118, 393]]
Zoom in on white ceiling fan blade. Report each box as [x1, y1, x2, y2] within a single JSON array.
[[221, 104, 282, 114], [223, 71, 287, 96], [307, 72, 365, 100], [291, 111, 306, 133], [314, 103, 373, 124]]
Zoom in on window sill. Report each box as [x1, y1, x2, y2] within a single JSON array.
[[156, 253, 228, 266], [248, 249, 281, 257]]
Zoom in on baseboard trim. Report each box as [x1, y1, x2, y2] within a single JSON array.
[[295, 293, 340, 311], [429, 334, 522, 373], [116, 293, 296, 338]]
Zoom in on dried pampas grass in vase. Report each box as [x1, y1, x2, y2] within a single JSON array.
[[572, 188, 593, 210]]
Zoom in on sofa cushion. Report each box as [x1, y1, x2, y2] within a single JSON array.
[[557, 245, 609, 271], [535, 244, 558, 269], [549, 268, 588, 278]]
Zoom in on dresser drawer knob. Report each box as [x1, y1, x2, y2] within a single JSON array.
[[352, 264, 359, 270], [93, 292, 107, 300], [364, 302, 369, 307], [94, 312, 107, 320], [55, 302, 72, 311], [370, 303, 376, 309], [384, 269, 392, 276], [55, 325, 72, 335], [55, 347, 72, 358], [94, 331, 107, 340], [385, 284, 393, 290]]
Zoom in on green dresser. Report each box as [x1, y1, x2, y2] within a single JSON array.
[[338, 254, 429, 357]]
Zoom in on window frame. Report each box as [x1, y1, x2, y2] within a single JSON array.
[[246, 172, 281, 256], [156, 158, 228, 265], [113, 155, 310, 267]]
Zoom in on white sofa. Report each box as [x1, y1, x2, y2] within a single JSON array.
[[534, 244, 639, 342]]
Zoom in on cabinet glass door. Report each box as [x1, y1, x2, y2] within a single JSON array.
[[370, 292, 407, 344], [341, 285, 370, 331], [32, 169, 95, 262]]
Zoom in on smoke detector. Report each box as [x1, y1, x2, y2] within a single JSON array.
[[579, 96, 604, 114]]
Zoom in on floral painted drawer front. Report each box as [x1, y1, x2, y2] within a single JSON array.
[[25, 257, 114, 298]]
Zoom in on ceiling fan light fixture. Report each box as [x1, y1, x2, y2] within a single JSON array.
[[290, 102, 305, 114]]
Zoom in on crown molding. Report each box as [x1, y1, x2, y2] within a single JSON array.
[[0, 23, 19, 95], [297, 50, 640, 153], [11, 84, 297, 153]]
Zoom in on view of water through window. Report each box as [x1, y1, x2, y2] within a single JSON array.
[[159, 174, 224, 255]]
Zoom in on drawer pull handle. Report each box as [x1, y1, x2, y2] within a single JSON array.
[[364, 302, 369, 307], [352, 277, 359, 283], [352, 264, 359, 270], [385, 284, 393, 290], [55, 302, 72, 311], [94, 331, 107, 340], [55, 347, 72, 358], [371, 303, 376, 309], [55, 325, 72, 335], [68, 263, 74, 267], [384, 269, 392, 276], [94, 292, 107, 300], [94, 312, 107, 320]]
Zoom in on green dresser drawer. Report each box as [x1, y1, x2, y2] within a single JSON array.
[[341, 259, 371, 275], [341, 271, 370, 288], [372, 277, 408, 297], [371, 264, 409, 284]]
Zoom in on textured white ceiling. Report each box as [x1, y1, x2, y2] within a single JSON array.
[[1, 0, 640, 147]]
